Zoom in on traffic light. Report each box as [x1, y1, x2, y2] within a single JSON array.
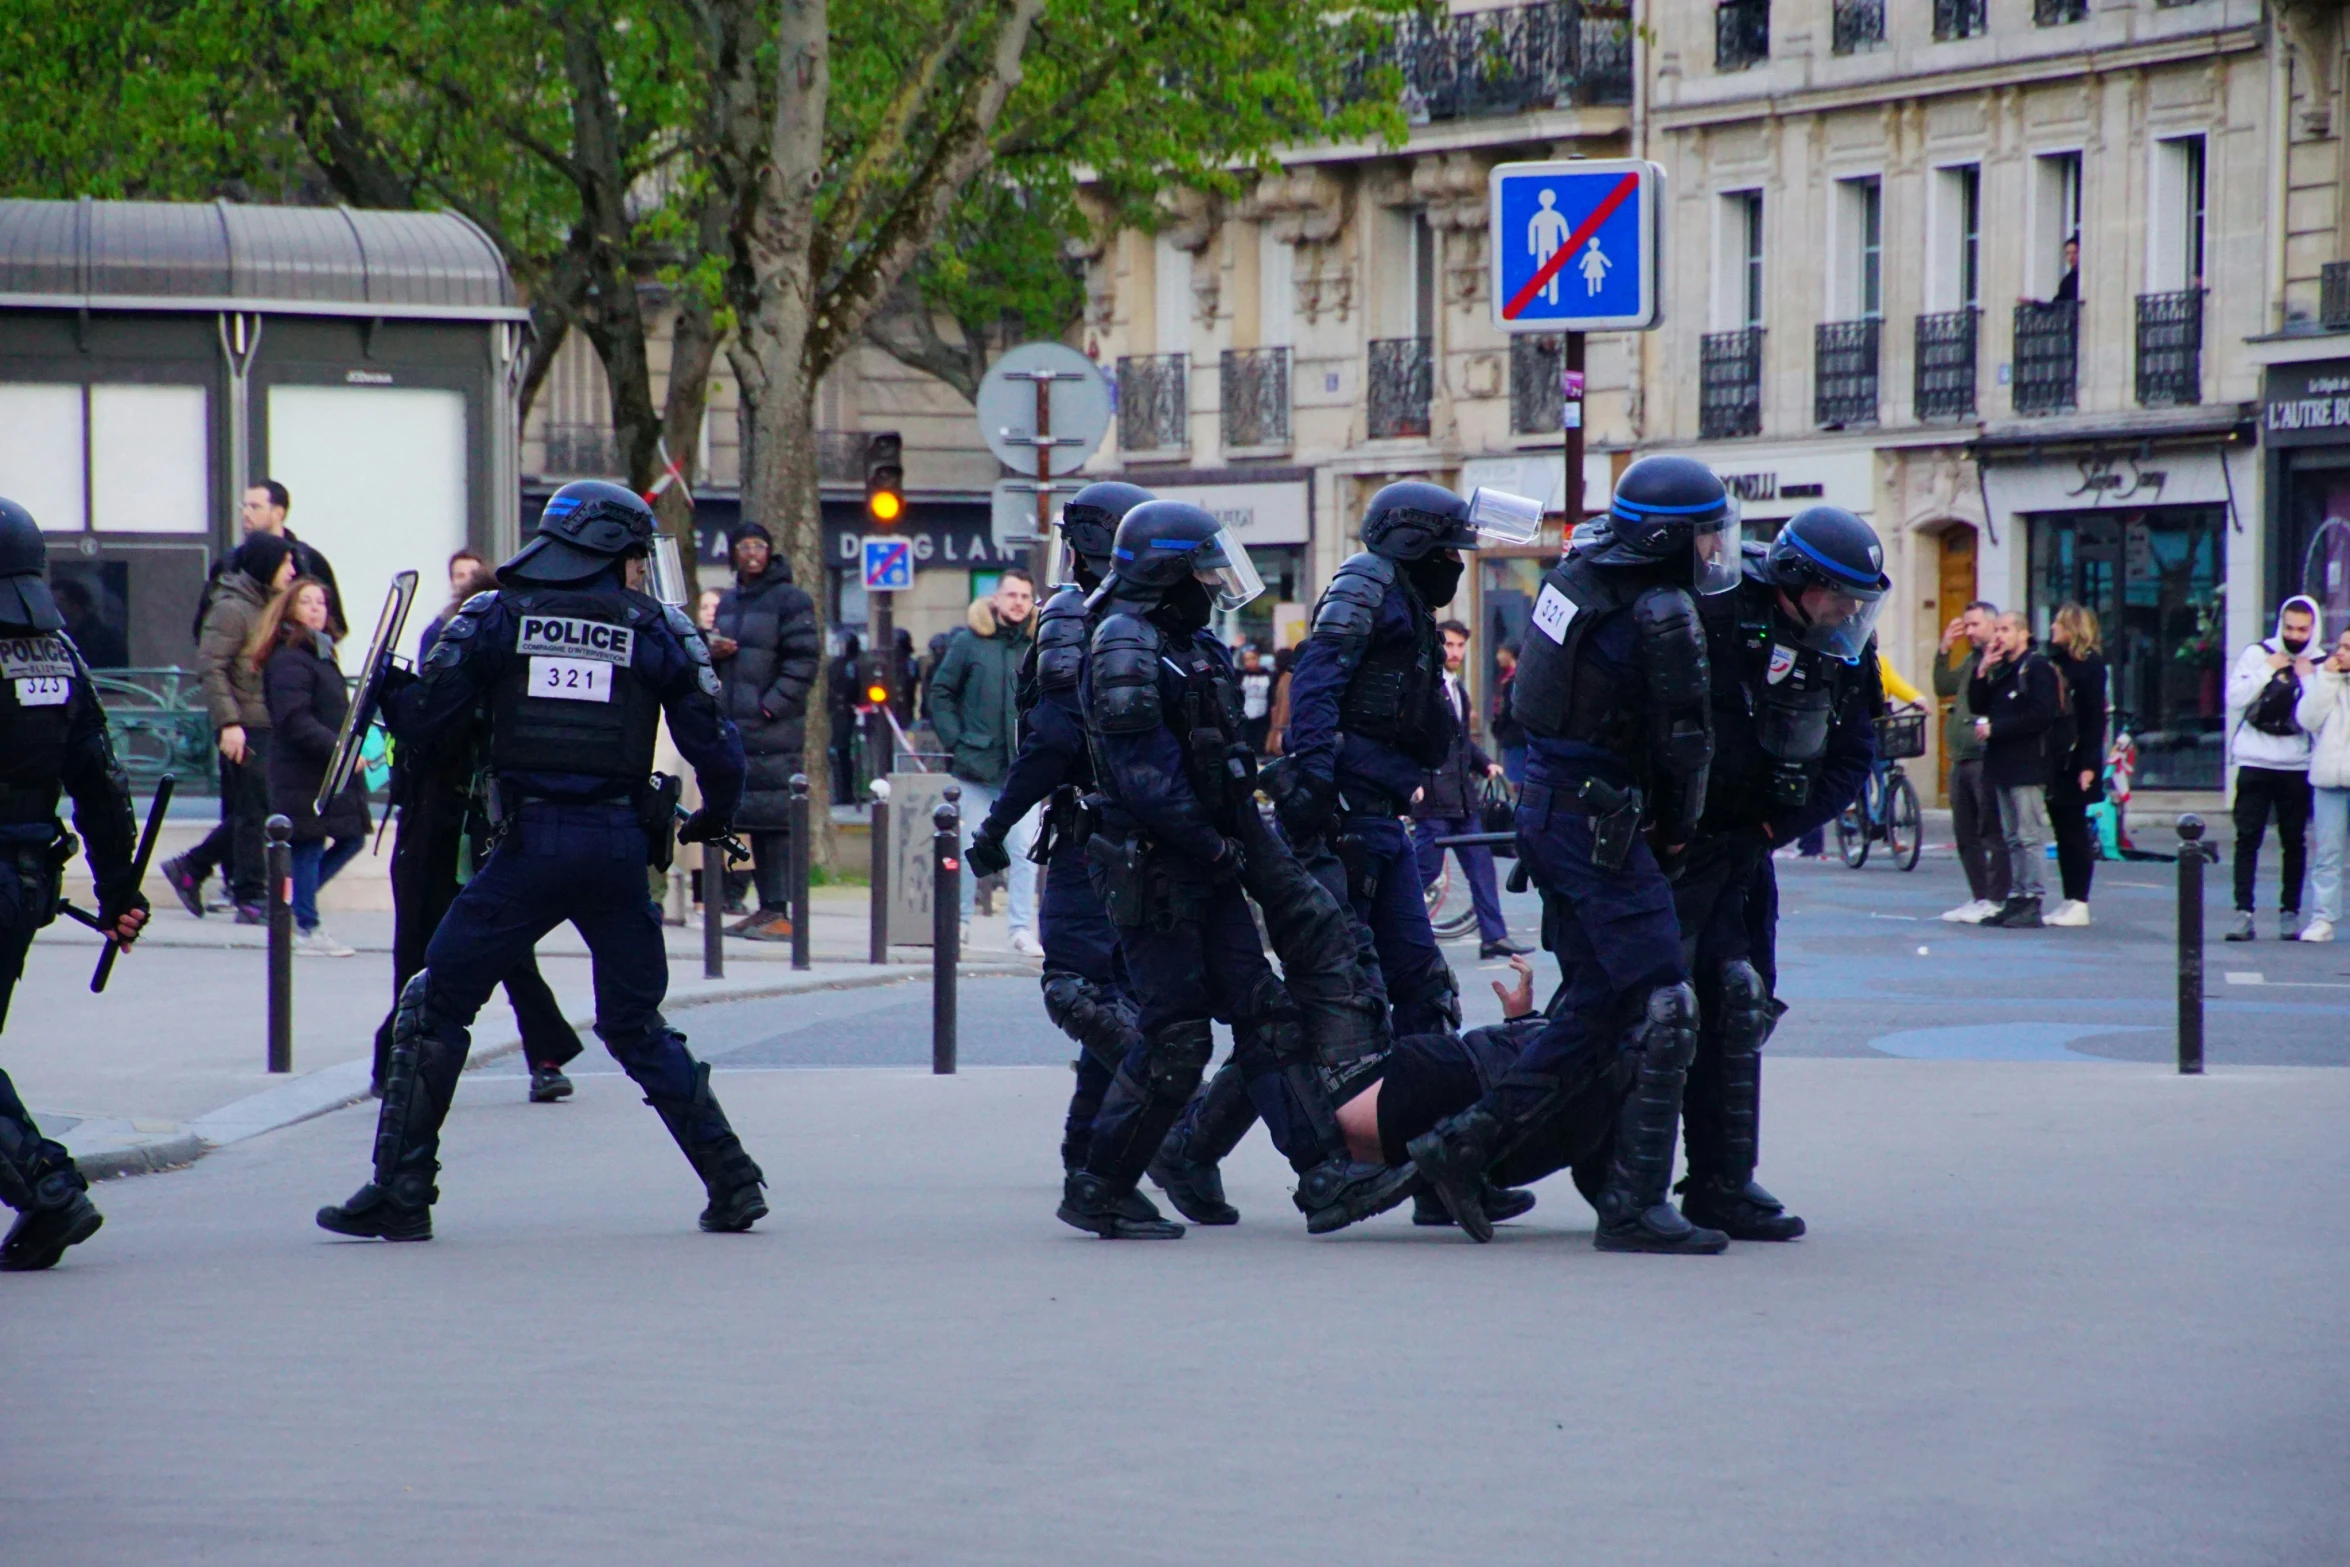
[[864, 432, 904, 525], [857, 651, 892, 713]]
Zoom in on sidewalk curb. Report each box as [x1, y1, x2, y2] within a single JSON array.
[[73, 959, 1034, 1178]]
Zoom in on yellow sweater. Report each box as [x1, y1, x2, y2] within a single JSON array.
[[1879, 655, 1924, 707]]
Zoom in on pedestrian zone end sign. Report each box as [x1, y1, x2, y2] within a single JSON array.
[[862, 535, 912, 593], [1488, 159, 1663, 335]]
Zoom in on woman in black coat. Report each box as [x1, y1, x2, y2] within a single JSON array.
[[708, 523, 821, 938], [2043, 603, 2110, 927], [256, 576, 371, 954]]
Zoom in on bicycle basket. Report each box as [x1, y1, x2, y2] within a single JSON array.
[[1875, 711, 1927, 760]]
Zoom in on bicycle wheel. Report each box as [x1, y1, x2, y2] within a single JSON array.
[[1424, 866, 1480, 941], [1836, 803, 1869, 868], [1887, 771, 1923, 872]]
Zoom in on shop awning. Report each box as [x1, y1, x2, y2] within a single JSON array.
[[1971, 404, 2257, 459]]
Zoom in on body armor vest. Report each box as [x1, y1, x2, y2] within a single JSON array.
[[1508, 555, 1642, 760], [1727, 581, 1852, 807], [1338, 575, 1450, 768], [488, 589, 661, 782], [0, 629, 79, 823]]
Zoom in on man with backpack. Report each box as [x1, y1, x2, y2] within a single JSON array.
[[1967, 612, 2063, 928], [2224, 595, 2322, 941]]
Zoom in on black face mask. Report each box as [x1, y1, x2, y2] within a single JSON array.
[[2284, 634, 2312, 656], [1158, 575, 1213, 634], [1406, 552, 1464, 608]]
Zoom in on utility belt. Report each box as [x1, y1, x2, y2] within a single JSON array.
[[1030, 785, 1097, 866], [1336, 783, 1407, 819], [4, 827, 74, 925], [478, 771, 676, 868], [1519, 775, 1646, 872], [1082, 830, 1212, 933]]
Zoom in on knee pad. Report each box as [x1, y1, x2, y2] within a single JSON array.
[[1142, 1019, 1215, 1100], [1041, 973, 1137, 1069], [1639, 982, 1700, 1071], [392, 969, 447, 1042], [1715, 961, 1769, 1060]]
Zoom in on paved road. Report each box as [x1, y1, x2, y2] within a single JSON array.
[[6, 1059, 2346, 1566]]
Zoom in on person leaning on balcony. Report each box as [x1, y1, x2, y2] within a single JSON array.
[[2021, 235, 2079, 308]]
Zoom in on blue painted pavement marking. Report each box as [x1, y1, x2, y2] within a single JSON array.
[[1866, 1022, 2160, 1062]]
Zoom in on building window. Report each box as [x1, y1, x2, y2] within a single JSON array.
[[2034, 0, 2088, 23], [1831, 0, 1883, 55], [1718, 190, 1765, 330], [1853, 178, 1883, 320], [1716, 0, 1769, 71], [1510, 336, 1566, 435], [1220, 347, 1290, 449], [1958, 166, 1981, 309], [1933, 0, 1987, 39]]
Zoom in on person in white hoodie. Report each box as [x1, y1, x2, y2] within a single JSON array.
[[2224, 594, 2322, 941], [2291, 623, 2350, 943]]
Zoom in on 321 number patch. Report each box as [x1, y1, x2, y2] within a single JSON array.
[[529, 657, 610, 703], [13, 676, 70, 706]]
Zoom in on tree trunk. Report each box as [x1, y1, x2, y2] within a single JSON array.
[[654, 286, 722, 605]]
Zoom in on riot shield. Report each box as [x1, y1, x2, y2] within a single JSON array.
[[315, 571, 418, 817]]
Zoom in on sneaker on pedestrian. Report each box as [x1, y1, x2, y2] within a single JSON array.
[[1480, 938, 1532, 959], [730, 908, 793, 942], [1009, 928, 1044, 957], [2280, 910, 2306, 942], [960, 919, 972, 946], [294, 926, 356, 957], [529, 1066, 574, 1103], [2224, 910, 2256, 942], [2294, 916, 2335, 944], [2044, 899, 2091, 928], [233, 903, 267, 925], [1983, 896, 2043, 929], [1943, 899, 1996, 924], [160, 855, 206, 918]]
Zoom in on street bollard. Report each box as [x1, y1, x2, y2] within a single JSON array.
[[933, 788, 960, 1074], [2177, 813, 2208, 1075], [264, 814, 293, 1073], [702, 837, 724, 980], [789, 773, 813, 972], [868, 778, 891, 965]]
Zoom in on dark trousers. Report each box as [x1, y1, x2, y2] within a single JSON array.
[[1341, 813, 1451, 1035], [1489, 789, 1685, 1131], [1411, 814, 1508, 944], [399, 804, 722, 1165], [0, 854, 73, 1196], [2046, 772, 2098, 904], [2234, 766, 2312, 914], [181, 756, 239, 894], [375, 787, 583, 1088], [1948, 756, 2009, 904], [1672, 834, 1765, 1185], [189, 735, 273, 905], [749, 829, 791, 911], [1040, 842, 1129, 1148]]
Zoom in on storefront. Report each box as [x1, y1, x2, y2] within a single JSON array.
[[2264, 358, 2350, 632]]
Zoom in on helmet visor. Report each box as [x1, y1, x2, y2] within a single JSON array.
[[1692, 507, 1741, 596], [1194, 529, 1265, 611], [1785, 584, 1886, 662], [651, 536, 689, 607], [1463, 487, 1544, 548]]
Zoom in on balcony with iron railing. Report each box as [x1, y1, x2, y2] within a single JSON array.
[[1511, 336, 1566, 435], [2135, 290, 2204, 408], [1814, 319, 1881, 428], [1832, 0, 1884, 54], [1701, 328, 1765, 439], [536, 423, 625, 478], [1367, 338, 1434, 440], [1116, 354, 1189, 455], [1914, 309, 1979, 421], [1345, 0, 1630, 122], [2012, 301, 2079, 415], [1220, 347, 1291, 450], [1716, 0, 1769, 71], [1933, 0, 1987, 39], [2321, 262, 2350, 331]]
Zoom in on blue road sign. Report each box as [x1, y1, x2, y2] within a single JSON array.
[[1488, 159, 1662, 334], [862, 535, 912, 592]]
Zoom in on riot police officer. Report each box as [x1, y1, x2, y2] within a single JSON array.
[[1675, 505, 1883, 1242], [1276, 482, 1540, 1036], [317, 481, 758, 1242], [0, 499, 149, 1270], [966, 481, 1152, 1173], [1066, 501, 1401, 1238], [1403, 455, 1739, 1252]]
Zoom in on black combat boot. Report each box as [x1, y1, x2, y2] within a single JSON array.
[[319, 979, 450, 1241], [1679, 1175, 1805, 1241], [316, 1170, 436, 1241], [1678, 960, 1804, 1242], [1404, 1106, 1500, 1240], [1148, 1058, 1252, 1225], [1064, 1020, 1211, 1239], [1057, 1170, 1185, 1239], [0, 1152, 104, 1272], [645, 1062, 768, 1233], [1412, 1181, 1535, 1227], [1593, 984, 1727, 1256]]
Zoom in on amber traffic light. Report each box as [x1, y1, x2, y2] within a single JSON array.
[[864, 432, 904, 526]]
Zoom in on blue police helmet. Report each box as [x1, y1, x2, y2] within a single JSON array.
[[502, 480, 658, 585], [0, 497, 61, 631], [1764, 505, 1891, 663], [1110, 499, 1265, 611], [1577, 455, 1740, 594], [1360, 481, 1471, 561], [1059, 481, 1154, 568]]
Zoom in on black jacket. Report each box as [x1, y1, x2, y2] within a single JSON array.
[[2047, 646, 2108, 793], [262, 635, 371, 842], [713, 563, 822, 830], [1413, 672, 1494, 819], [192, 531, 346, 641], [1968, 644, 2062, 791]]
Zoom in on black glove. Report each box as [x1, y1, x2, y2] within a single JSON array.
[[1272, 768, 1336, 842], [1208, 835, 1246, 882], [676, 809, 730, 846], [96, 879, 150, 932], [966, 827, 1011, 879], [377, 664, 419, 700]]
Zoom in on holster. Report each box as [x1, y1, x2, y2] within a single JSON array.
[[1576, 776, 1645, 873], [1084, 832, 1152, 929], [638, 773, 683, 872], [18, 832, 70, 926], [1034, 785, 1087, 866], [1333, 831, 1376, 904]]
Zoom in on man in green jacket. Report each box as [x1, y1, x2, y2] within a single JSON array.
[[1933, 598, 2010, 922], [928, 569, 1039, 949]]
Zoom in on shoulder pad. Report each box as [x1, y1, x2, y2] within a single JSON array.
[[424, 594, 500, 672], [1632, 586, 1710, 707], [1090, 612, 1164, 735], [1313, 553, 1392, 638], [662, 603, 711, 662], [1039, 584, 1090, 623], [1037, 593, 1092, 692]]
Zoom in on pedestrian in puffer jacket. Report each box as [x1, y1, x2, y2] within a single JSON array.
[[2225, 594, 2322, 940], [709, 523, 822, 940]]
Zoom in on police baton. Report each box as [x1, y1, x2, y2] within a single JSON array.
[[1430, 829, 1533, 894], [56, 774, 176, 995]]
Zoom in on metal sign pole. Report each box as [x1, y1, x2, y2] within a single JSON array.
[[1563, 333, 1586, 533], [1032, 375, 1053, 586]]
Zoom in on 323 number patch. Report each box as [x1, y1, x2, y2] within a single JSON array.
[[529, 657, 611, 703], [13, 676, 70, 706]]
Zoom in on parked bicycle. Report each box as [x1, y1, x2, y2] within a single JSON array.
[[1836, 705, 1926, 871]]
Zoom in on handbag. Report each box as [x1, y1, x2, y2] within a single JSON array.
[[1478, 775, 1518, 859]]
